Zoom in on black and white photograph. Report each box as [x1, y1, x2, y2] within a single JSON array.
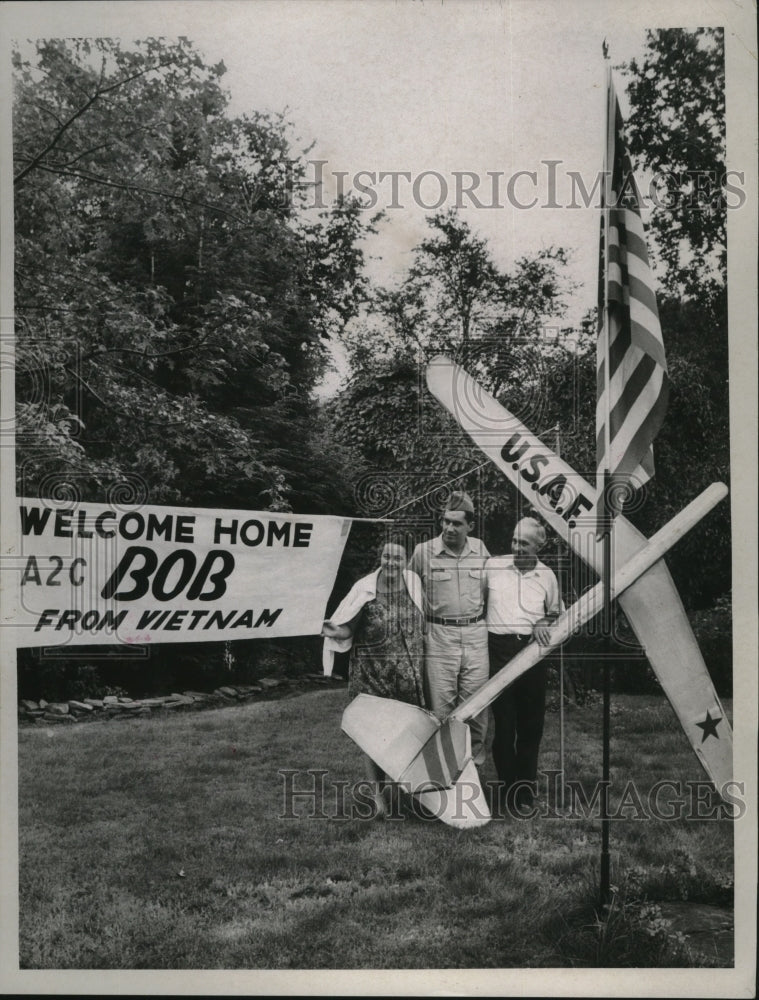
[[1, 1, 756, 995]]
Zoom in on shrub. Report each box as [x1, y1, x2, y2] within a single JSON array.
[[689, 594, 732, 696], [555, 593, 733, 698]]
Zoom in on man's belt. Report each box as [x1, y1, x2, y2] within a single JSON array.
[[426, 612, 485, 626]]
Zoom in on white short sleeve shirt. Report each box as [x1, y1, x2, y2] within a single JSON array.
[[485, 555, 561, 635]]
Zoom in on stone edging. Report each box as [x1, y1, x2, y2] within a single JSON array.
[[18, 674, 347, 725]]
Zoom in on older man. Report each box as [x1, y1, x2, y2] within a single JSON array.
[[408, 491, 490, 765], [486, 516, 561, 811]]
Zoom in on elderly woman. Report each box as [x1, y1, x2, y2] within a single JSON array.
[[321, 540, 426, 815]]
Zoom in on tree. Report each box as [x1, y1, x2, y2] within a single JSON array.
[[14, 38, 372, 513], [330, 210, 578, 555], [619, 29, 730, 610], [620, 28, 726, 297]]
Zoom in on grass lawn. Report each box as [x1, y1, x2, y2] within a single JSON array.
[[18, 688, 734, 969]]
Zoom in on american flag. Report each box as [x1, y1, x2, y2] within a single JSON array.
[[596, 75, 669, 524]]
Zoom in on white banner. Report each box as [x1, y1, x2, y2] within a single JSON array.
[[13, 499, 351, 648]]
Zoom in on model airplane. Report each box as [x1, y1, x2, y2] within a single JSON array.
[[342, 356, 732, 828]]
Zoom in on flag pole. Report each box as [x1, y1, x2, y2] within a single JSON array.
[[600, 47, 614, 910], [554, 423, 567, 812]]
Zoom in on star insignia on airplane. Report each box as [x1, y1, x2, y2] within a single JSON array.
[[696, 709, 722, 743]]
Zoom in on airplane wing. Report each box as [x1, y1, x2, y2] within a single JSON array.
[[426, 355, 733, 791]]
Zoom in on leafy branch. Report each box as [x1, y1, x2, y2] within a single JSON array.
[[14, 57, 161, 186]]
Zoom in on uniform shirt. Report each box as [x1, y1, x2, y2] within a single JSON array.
[[408, 535, 489, 618], [485, 555, 561, 635]]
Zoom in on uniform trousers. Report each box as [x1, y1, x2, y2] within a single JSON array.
[[423, 621, 489, 766], [488, 631, 548, 798]]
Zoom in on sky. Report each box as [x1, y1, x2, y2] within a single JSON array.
[[156, 1, 676, 389], [176, 0, 729, 392], [194, 1, 651, 315]]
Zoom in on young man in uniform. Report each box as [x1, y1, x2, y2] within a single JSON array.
[[408, 491, 490, 766]]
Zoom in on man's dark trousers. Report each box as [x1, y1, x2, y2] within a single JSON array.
[[488, 631, 548, 803]]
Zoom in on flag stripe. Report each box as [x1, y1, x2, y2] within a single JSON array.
[[419, 722, 462, 788], [596, 355, 606, 402], [611, 375, 665, 470], [612, 377, 669, 478], [441, 724, 461, 778], [607, 328, 631, 380], [608, 338, 654, 405], [597, 74, 669, 523], [424, 750, 450, 787], [602, 360, 666, 472], [629, 317, 667, 369], [607, 221, 649, 264], [608, 271, 660, 319], [421, 733, 450, 787], [606, 301, 665, 376], [610, 355, 658, 438], [608, 248, 653, 291], [605, 359, 664, 451]]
